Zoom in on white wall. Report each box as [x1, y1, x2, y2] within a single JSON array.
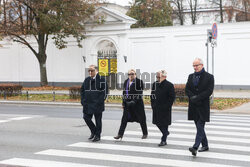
[[0, 22, 250, 89]]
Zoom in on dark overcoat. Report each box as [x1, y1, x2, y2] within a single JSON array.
[[122, 78, 146, 123], [185, 71, 214, 122], [151, 80, 175, 126], [80, 73, 108, 114]]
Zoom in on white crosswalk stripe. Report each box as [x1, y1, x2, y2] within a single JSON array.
[[0, 114, 250, 167], [209, 118, 250, 123], [0, 158, 108, 167], [69, 142, 250, 162], [36, 149, 237, 167], [211, 115, 250, 121], [102, 136, 250, 153], [125, 131, 250, 144], [172, 123, 250, 131], [175, 120, 250, 127], [148, 127, 250, 137], [0, 116, 32, 124]]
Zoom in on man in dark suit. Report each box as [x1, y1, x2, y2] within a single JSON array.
[[151, 70, 175, 146], [80, 65, 108, 142], [114, 69, 148, 140], [185, 58, 214, 156]]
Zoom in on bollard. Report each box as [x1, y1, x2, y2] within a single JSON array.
[[53, 91, 55, 102], [26, 91, 29, 101]]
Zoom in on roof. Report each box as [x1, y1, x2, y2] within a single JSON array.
[[96, 6, 136, 22]]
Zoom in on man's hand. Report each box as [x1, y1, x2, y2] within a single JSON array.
[[126, 101, 136, 107], [190, 95, 198, 103]]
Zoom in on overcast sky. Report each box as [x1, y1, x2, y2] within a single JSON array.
[[106, 0, 133, 6]]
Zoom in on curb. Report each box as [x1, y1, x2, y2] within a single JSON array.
[[0, 100, 188, 112], [1, 100, 247, 114]]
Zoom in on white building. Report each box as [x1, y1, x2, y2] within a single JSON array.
[[0, 7, 250, 89]]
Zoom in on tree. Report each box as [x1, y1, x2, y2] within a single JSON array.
[[0, 0, 98, 86], [171, 0, 185, 25], [210, 0, 224, 23], [127, 0, 173, 28], [242, 0, 250, 20], [188, 0, 198, 24]]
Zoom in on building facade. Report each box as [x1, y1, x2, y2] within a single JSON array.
[[0, 7, 250, 89]]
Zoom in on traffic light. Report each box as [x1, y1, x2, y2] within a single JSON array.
[[207, 29, 212, 43]]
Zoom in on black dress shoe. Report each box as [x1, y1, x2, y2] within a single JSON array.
[[92, 136, 100, 142], [198, 147, 209, 152], [88, 134, 95, 140], [158, 141, 167, 147], [114, 135, 123, 140], [141, 134, 148, 139], [189, 147, 197, 156]]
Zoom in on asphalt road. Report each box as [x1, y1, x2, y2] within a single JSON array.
[[0, 104, 249, 167]]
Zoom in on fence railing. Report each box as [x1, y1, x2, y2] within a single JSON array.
[[0, 91, 188, 102]]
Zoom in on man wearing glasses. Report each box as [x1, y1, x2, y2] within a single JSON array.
[[151, 70, 175, 146], [80, 65, 108, 142], [185, 58, 214, 156], [114, 69, 148, 140]]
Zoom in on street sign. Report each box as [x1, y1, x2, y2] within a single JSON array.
[[110, 58, 117, 73], [212, 23, 217, 39], [98, 59, 109, 76]]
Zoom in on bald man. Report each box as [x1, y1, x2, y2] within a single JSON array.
[[185, 58, 214, 156]]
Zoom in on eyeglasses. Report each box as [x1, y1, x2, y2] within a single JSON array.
[[193, 64, 201, 67], [128, 73, 135, 76], [88, 69, 95, 72], [156, 76, 160, 78]]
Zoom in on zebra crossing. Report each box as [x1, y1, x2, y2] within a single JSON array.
[[1, 113, 250, 167], [0, 114, 32, 124]]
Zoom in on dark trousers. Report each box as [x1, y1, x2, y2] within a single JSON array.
[[156, 125, 169, 142], [193, 119, 208, 149], [83, 112, 102, 138], [118, 114, 148, 136]]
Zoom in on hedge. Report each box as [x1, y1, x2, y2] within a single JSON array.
[[0, 84, 23, 97]]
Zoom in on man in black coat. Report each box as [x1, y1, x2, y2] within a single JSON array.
[[80, 65, 108, 142], [185, 58, 214, 156], [151, 70, 175, 146], [114, 69, 148, 140]]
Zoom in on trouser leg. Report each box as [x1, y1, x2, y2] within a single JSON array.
[[157, 125, 169, 142], [118, 114, 128, 136], [140, 120, 148, 135], [83, 113, 95, 135], [94, 112, 102, 138], [193, 119, 207, 149]]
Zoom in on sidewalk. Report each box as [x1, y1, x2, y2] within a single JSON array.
[[1, 89, 250, 114]]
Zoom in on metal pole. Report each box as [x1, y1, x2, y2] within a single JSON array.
[[53, 91, 55, 102], [26, 91, 29, 101], [211, 45, 215, 105], [212, 46, 214, 76], [207, 39, 209, 72]]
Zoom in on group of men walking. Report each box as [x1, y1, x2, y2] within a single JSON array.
[[80, 58, 214, 156]]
